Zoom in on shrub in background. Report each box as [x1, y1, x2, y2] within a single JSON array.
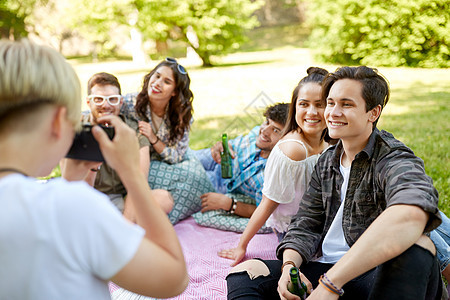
[[307, 0, 449, 68]]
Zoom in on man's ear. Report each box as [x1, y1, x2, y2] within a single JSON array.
[[50, 106, 68, 139], [368, 105, 382, 123]]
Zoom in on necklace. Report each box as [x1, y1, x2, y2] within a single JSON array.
[[0, 167, 28, 177]]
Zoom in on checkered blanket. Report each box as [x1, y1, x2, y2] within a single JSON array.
[[109, 217, 278, 300]]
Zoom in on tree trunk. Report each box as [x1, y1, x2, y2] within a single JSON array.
[[58, 31, 72, 54], [295, 0, 306, 23], [183, 31, 212, 67], [263, 0, 275, 25], [200, 53, 212, 67], [155, 39, 169, 54]]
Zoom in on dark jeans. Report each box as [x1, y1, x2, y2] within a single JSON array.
[[226, 244, 442, 300]]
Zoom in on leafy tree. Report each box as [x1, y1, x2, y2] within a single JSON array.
[[0, 0, 124, 58], [61, 0, 134, 58], [307, 0, 449, 68], [133, 0, 184, 54], [134, 0, 263, 66], [0, 0, 48, 40], [28, 0, 74, 52], [7, 0, 262, 65]]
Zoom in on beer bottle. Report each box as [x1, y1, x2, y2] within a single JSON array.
[[288, 267, 307, 299], [220, 133, 233, 178]]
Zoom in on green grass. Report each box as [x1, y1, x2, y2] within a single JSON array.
[[377, 83, 449, 215], [189, 111, 264, 150], [186, 64, 450, 216], [67, 25, 449, 216], [187, 77, 450, 216]]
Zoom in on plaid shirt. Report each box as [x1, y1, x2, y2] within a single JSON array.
[[121, 93, 190, 164], [226, 126, 267, 205], [277, 128, 441, 262]]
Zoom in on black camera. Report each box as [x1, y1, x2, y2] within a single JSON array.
[[65, 124, 115, 162]]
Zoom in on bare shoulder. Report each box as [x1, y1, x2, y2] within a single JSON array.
[[278, 133, 307, 162]]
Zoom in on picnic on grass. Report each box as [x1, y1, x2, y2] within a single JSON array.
[[0, 39, 449, 300]]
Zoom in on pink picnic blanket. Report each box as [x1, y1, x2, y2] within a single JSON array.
[[109, 216, 279, 300]]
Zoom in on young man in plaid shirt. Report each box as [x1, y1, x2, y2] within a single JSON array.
[[227, 66, 442, 299], [195, 103, 289, 217]]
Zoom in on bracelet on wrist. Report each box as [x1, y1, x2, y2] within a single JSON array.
[[150, 136, 159, 145], [318, 278, 337, 295], [228, 197, 237, 214], [319, 274, 344, 296], [227, 197, 234, 212], [281, 260, 296, 272]]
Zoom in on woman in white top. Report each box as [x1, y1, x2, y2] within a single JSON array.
[[0, 40, 188, 299], [219, 67, 331, 266]]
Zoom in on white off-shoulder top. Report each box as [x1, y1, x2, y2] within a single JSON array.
[[262, 139, 320, 233]]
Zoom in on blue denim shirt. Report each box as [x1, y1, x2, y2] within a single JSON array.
[[225, 126, 267, 205]]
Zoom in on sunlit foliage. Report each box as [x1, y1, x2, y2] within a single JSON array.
[[307, 0, 450, 67], [134, 0, 263, 66]]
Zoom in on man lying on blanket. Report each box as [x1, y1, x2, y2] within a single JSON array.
[[195, 103, 289, 218]]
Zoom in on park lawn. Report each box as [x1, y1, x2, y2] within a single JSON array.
[[185, 63, 450, 216], [69, 47, 449, 216]]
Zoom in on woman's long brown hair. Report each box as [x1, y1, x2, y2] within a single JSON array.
[[135, 61, 193, 142]]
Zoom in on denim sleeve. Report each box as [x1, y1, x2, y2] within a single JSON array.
[[430, 211, 450, 271]]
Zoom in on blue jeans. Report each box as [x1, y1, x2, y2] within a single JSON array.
[[430, 211, 450, 272], [194, 148, 227, 194]]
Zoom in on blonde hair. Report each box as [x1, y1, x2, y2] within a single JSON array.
[[0, 39, 81, 130]]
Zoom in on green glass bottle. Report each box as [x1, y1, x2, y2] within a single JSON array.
[[288, 267, 307, 299], [220, 133, 233, 179]]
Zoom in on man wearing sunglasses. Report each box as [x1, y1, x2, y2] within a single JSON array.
[[83, 72, 174, 216]]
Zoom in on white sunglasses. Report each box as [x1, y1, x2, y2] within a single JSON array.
[[88, 95, 122, 106]]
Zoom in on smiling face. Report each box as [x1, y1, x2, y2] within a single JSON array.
[[255, 118, 284, 152], [325, 79, 380, 144], [295, 82, 326, 138], [147, 65, 177, 108], [87, 84, 122, 125]]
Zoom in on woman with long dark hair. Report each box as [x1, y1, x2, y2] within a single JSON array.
[[219, 67, 331, 266], [123, 58, 193, 164]]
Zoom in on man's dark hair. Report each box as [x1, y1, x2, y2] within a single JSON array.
[[263, 103, 289, 126], [322, 66, 390, 127], [87, 72, 121, 95]]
